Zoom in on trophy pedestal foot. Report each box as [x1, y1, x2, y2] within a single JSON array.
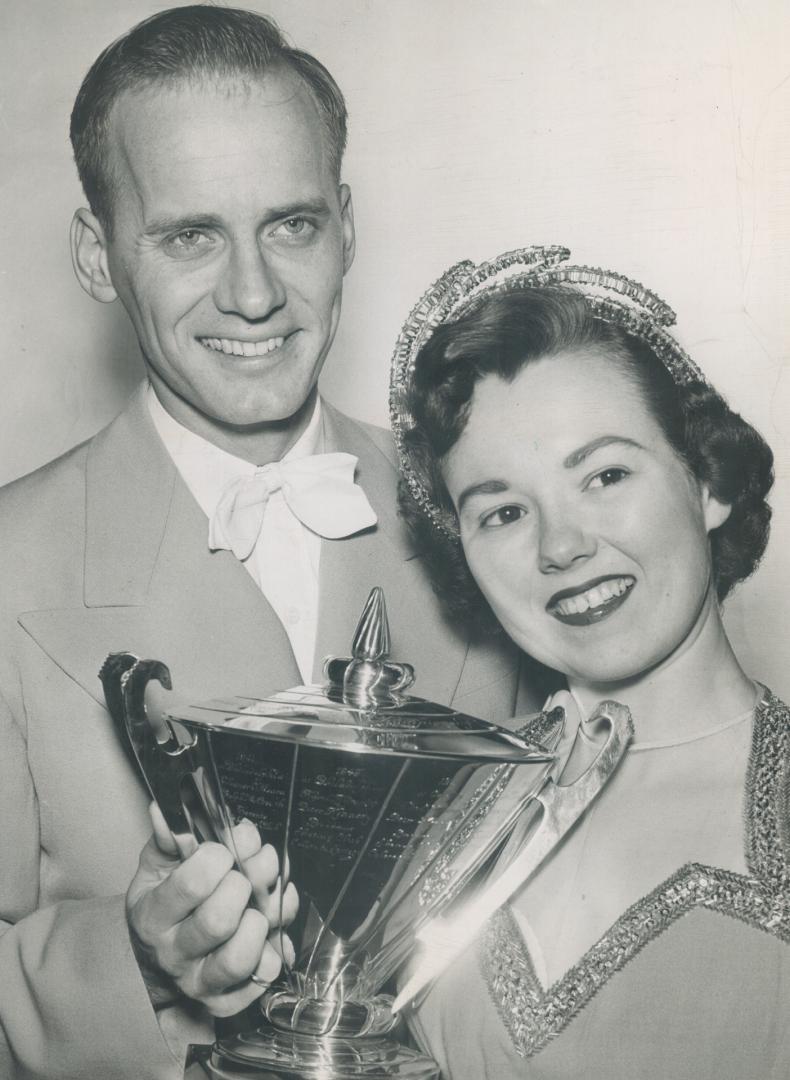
[[199, 1026, 440, 1080]]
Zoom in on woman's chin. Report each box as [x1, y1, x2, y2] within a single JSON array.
[[518, 644, 662, 692]]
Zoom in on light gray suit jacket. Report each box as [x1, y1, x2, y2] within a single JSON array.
[[0, 387, 524, 1080]]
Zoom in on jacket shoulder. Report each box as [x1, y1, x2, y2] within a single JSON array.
[[0, 437, 95, 612], [322, 402, 398, 469], [350, 418, 397, 467], [0, 438, 91, 533]]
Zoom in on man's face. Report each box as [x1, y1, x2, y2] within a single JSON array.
[[96, 71, 354, 431]]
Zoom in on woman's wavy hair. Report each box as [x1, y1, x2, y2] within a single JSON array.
[[400, 286, 774, 634]]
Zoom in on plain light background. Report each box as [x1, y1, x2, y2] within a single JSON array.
[[1, 0, 788, 697]]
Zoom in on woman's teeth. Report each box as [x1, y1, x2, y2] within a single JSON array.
[[553, 577, 634, 616], [200, 336, 285, 357]]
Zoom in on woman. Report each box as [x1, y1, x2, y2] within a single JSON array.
[[390, 247, 788, 1079]]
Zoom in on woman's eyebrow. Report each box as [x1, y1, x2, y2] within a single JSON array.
[[456, 479, 508, 513], [564, 435, 644, 469]]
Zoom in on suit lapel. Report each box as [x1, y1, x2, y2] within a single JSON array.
[[20, 388, 300, 710]]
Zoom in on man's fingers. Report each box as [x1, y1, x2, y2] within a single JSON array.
[[127, 816, 297, 1016], [256, 877, 299, 926], [174, 869, 252, 960], [241, 842, 280, 908], [254, 937, 285, 984], [147, 812, 282, 913], [281, 881, 299, 925], [231, 820, 285, 915], [231, 819, 264, 861], [148, 801, 180, 856], [198, 908, 278, 997], [267, 925, 296, 967], [135, 842, 235, 940], [149, 801, 199, 860]]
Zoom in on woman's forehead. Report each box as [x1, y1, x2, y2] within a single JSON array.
[[445, 348, 663, 478], [470, 348, 648, 427]]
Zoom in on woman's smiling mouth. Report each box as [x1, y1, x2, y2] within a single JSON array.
[[548, 575, 636, 626]]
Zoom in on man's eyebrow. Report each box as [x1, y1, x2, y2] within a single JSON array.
[[456, 479, 509, 514], [143, 213, 222, 238], [563, 435, 644, 469], [143, 200, 332, 238], [268, 198, 332, 219]]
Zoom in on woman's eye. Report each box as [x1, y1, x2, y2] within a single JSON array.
[[587, 467, 629, 489], [480, 505, 526, 529]]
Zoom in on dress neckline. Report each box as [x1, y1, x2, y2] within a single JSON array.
[[629, 700, 755, 751], [559, 683, 761, 752], [480, 687, 790, 1058]]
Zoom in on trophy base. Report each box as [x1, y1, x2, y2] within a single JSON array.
[[197, 1026, 439, 1080]]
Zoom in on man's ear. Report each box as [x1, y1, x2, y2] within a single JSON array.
[[70, 208, 117, 303], [702, 484, 732, 533], [338, 184, 355, 275]]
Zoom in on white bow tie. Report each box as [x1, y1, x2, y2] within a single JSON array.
[[208, 452, 377, 561]]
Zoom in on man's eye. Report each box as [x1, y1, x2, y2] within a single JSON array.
[[480, 505, 526, 529], [273, 217, 315, 239], [164, 230, 212, 257], [587, 467, 629, 489]]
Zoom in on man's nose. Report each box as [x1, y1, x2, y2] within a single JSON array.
[[537, 506, 597, 573], [213, 241, 286, 321]]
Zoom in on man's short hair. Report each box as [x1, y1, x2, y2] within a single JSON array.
[[70, 4, 348, 234]]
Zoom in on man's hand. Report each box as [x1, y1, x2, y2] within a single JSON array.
[[126, 803, 298, 1017]]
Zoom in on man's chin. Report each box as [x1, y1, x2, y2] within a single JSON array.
[[216, 393, 317, 429], [202, 388, 319, 435]]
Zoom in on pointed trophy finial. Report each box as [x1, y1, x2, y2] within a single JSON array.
[[351, 586, 391, 662], [323, 587, 415, 704]]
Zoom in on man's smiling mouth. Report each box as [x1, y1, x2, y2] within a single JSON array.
[[548, 575, 636, 626], [199, 335, 286, 357]]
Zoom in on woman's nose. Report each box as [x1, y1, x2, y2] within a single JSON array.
[[537, 507, 597, 573], [213, 241, 286, 321]]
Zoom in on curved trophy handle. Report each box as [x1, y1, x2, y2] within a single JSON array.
[[99, 653, 232, 858], [392, 699, 634, 1013]]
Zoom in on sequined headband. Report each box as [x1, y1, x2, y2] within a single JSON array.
[[389, 245, 708, 539]]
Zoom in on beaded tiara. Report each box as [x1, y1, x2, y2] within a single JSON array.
[[389, 245, 708, 539]]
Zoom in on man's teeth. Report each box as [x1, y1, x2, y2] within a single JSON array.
[[553, 577, 634, 616], [200, 336, 285, 357]]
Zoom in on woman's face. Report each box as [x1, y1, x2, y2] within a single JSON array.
[[441, 347, 730, 686]]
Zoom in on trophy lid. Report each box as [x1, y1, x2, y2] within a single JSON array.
[[164, 688, 554, 761], [164, 588, 553, 764]]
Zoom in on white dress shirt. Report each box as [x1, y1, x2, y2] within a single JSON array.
[[146, 384, 323, 683]]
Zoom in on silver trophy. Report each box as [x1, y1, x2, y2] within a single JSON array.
[[100, 588, 631, 1080]]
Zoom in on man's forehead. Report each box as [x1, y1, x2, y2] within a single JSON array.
[[105, 70, 330, 215], [109, 68, 316, 144]]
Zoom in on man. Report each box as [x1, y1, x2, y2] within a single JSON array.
[[0, 7, 524, 1078]]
